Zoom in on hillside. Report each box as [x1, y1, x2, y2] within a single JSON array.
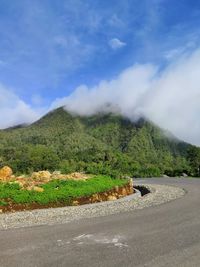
[[0, 107, 192, 177]]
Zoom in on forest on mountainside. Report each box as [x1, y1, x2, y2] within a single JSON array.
[[0, 107, 199, 177]]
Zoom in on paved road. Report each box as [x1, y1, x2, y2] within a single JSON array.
[[0, 178, 200, 267]]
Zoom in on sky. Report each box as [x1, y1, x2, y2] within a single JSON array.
[[0, 0, 200, 145]]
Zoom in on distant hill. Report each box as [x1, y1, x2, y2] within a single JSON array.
[[0, 107, 192, 177]]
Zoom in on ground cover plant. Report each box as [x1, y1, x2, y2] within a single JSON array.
[[0, 175, 127, 207]]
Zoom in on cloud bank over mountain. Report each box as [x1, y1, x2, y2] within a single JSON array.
[[1, 49, 200, 146], [52, 49, 200, 146], [0, 85, 42, 128]]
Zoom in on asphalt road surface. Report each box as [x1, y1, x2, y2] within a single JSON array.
[[0, 178, 200, 267]]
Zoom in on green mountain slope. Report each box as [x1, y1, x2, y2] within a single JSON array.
[[0, 107, 192, 177]]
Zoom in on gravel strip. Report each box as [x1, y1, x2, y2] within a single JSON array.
[[0, 184, 185, 230]]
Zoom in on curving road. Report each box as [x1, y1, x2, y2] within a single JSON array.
[[0, 178, 200, 267]]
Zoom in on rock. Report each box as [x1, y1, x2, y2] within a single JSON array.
[[15, 177, 27, 183], [26, 186, 34, 191], [0, 209, 3, 213], [182, 173, 188, 177], [128, 179, 133, 188], [72, 200, 79, 206], [26, 186, 44, 192], [33, 186, 44, 192], [91, 193, 100, 202], [107, 195, 117, 201], [52, 174, 67, 180], [114, 186, 119, 191], [31, 171, 51, 182], [0, 166, 13, 181], [52, 171, 62, 179], [119, 187, 127, 196], [128, 179, 134, 194]]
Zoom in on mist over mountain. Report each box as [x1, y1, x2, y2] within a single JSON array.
[[51, 50, 200, 146], [1, 49, 200, 147]]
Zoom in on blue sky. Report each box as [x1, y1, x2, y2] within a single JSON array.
[[1, 0, 200, 145], [0, 0, 200, 105]]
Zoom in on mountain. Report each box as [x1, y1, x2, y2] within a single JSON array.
[[0, 107, 192, 177]]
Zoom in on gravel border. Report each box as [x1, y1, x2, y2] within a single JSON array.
[[0, 184, 185, 230]]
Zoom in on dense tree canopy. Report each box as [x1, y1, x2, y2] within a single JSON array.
[[0, 107, 198, 177], [187, 145, 200, 176]]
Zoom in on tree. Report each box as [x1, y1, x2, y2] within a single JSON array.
[[187, 146, 200, 176]]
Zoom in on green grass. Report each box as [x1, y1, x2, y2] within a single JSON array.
[[0, 175, 127, 206]]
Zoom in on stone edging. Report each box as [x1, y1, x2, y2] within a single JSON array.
[[0, 184, 185, 230]]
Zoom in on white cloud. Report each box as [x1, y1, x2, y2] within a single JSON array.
[[164, 48, 185, 60], [2, 48, 200, 146], [52, 49, 200, 146], [51, 64, 156, 120], [141, 50, 200, 146], [164, 42, 196, 61], [109, 38, 126, 49], [0, 85, 42, 129]]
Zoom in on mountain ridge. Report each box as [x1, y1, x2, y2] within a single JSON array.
[[0, 107, 191, 177]]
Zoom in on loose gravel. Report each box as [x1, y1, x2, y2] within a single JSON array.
[[0, 184, 185, 230]]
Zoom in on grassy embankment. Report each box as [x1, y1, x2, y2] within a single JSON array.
[[0, 175, 127, 207]]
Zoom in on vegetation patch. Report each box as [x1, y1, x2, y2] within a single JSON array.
[[0, 175, 129, 213]]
